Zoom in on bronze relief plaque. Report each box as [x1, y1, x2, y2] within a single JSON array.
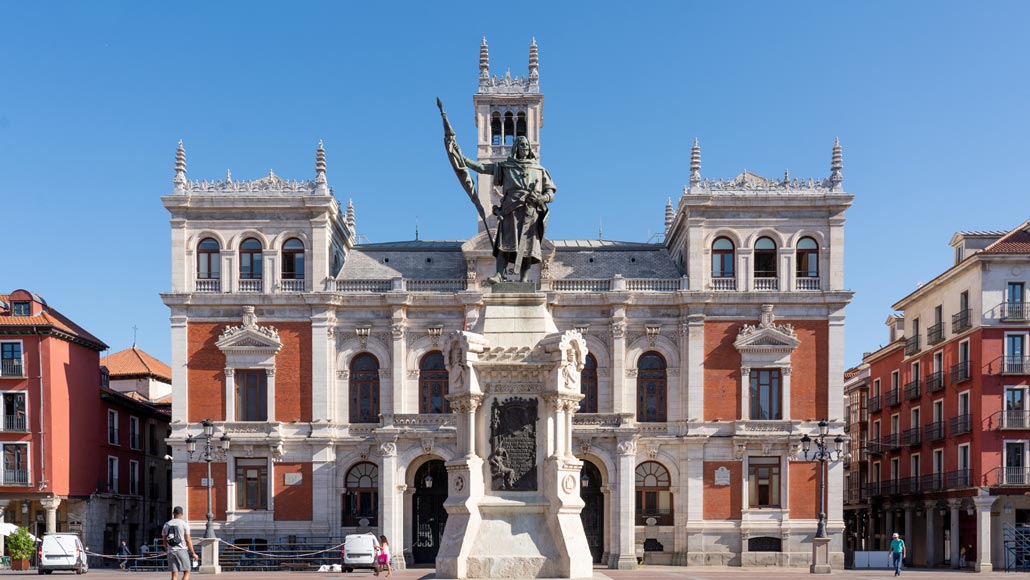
[[488, 397, 538, 491]]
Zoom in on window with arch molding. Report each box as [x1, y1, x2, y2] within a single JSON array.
[[796, 237, 819, 278], [754, 237, 777, 278], [503, 112, 515, 146], [712, 237, 735, 278], [491, 112, 502, 146], [197, 238, 220, 280], [349, 353, 380, 423], [240, 238, 263, 280], [635, 461, 672, 525], [637, 352, 667, 423], [419, 351, 450, 414], [342, 462, 378, 526], [579, 353, 598, 413], [281, 238, 305, 280]]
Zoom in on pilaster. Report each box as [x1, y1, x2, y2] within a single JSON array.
[[924, 500, 936, 567], [686, 314, 705, 420], [224, 367, 235, 421], [949, 499, 962, 569], [614, 437, 637, 570], [171, 310, 189, 423], [972, 496, 994, 572]]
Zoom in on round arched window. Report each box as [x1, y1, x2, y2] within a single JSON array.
[[197, 238, 220, 281], [349, 353, 380, 423], [343, 462, 378, 527], [712, 237, 735, 278], [796, 237, 819, 278], [637, 352, 667, 423], [282, 238, 305, 281], [635, 461, 672, 525], [240, 238, 263, 280], [419, 351, 449, 414], [754, 237, 777, 278]]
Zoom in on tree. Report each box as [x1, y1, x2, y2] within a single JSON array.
[[7, 527, 35, 561]]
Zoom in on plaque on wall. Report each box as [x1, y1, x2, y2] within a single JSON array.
[[284, 473, 303, 486], [714, 466, 731, 486], [488, 397, 538, 491]]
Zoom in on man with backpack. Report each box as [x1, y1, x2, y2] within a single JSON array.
[[162, 506, 198, 580]]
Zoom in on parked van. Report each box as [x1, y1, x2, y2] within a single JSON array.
[[341, 533, 379, 572], [38, 533, 88, 574]]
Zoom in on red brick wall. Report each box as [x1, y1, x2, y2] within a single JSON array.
[[187, 323, 226, 422], [703, 461, 741, 520], [272, 323, 312, 423], [704, 322, 741, 421], [187, 462, 227, 521], [274, 463, 313, 521], [789, 461, 819, 519]]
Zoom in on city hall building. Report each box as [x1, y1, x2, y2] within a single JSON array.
[[162, 40, 853, 569]]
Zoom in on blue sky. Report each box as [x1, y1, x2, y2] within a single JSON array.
[[2, 2, 1028, 369]]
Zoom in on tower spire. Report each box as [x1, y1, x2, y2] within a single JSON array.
[[689, 138, 701, 189], [315, 140, 328, 194], [829, 137, 843, 191], [346, 199, 356, 233], [173, 140, 187, 192], [664, 198, 674, 235], [528, 37, 539, 89], [479, 37, 490, 88]]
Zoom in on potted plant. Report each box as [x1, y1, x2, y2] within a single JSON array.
[[7, 526, 35, 571]]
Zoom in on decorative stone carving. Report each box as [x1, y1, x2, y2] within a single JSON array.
[[421, 438, 434, 454], [762, 443, 772, 455], [379, 442, 397, 457], [562, 474, 577, 493], [617, 439, 637, 456], [407, 369, 420, 379], [626, 369, 638, 379], [391, 323, 406, 340], [270, 441, 284, 462], [686, 171, 838, 193], [647, 444, 659, 459], [358, 445, 371, 460], [611, 321, 625, 340], [734, 442, 746, 460], [217, 306, 282, 349], [454, 475, 465, 492], [466, 259, 477, 281], [427, 326, 444, 346], [338, 370, 350, 380], [379, 369, 392, 379], [489, 397, 538, 491], [578, 440, 591, 455], [597, 368, 611, 378], [738, 304, 797, 340], [645, 325, 661, 347], [355, 327, 371, 348], [181, 169, 317, 194]]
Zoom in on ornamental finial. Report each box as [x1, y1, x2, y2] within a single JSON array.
[[528, 37, 539, 85], [346, 199, 356, 231], [479, 37, 490, 84], [689, 138, 701, 188], [173, 140, 187, 191], [315, 140, 327, 192], [830, 137, 843, 191], [664, 197, 674, 235]]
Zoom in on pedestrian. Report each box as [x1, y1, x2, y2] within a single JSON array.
[[887, 532, 906, 576], [117, 540, 132, 570], [162, 506, 198, 580], [377, 535, 392, 578], [958, 544, 966, 568], [139, 542, 150, 569]]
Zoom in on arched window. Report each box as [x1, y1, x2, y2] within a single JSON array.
[[240, 238, 263, 280], [712, 237, 735, 278], [579, 354, 598, 413], [503, 112, 515, 146], [516, 112, 527, 138], [342, 462, 378, 527], [796, 237, 819, 278], [754, 237, 777, 278], [197, 238, 220, 280], [635, 461, 672, 525], [419, 351, 449, 414], [281, 238, 305, 280], [491, 112, 502, 146], [349, 354, 380, 423], [637, 352, 667, 423]]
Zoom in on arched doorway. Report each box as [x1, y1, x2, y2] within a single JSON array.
[[580, 461, 604, 564], [412, 459, 448, 565]]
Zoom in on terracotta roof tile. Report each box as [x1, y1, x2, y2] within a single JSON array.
[[0, 295, 107, 350], [101, 347, 172, 381], [981, 221, 1030, 254]]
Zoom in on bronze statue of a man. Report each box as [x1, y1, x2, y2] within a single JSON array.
[[464, 136, 556, 284]]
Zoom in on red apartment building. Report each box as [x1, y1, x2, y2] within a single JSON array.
[[845, 222, 1030, 572]]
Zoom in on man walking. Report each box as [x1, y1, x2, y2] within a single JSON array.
[[162, 506, 197, 580], [888, 532, 906, 576]]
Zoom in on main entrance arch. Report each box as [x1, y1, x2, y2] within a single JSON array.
[[580, 460, 604, 563], [412, 459, 448, 564]]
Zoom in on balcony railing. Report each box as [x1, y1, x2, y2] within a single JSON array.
[[625, 278, 684, 292], [886, 388, 901, 407], [552, 279, 610, 292], [927, 322, 945, 345], [998, 467, 1030, 486], [845, 404, 868, 432], [882, 479, 900, 495], [950, 361, 971, 383], [925, 370, 945, 393], [921, 472, 944, 492], [868, 395, 882, 414], [1002, 356, 1030, 375], [882, 433, 900, 450], [945, 469, 970, 488], [902, 427, 922, 446], [754, 277, 778, 291], [905, 335, 921, 356], [867, 470, 970, 499], [711, 277, 737, 291], [1002, 410, 1030, 430], [280, 279, 305, 292], [952, 309, 972, 333], [2, 470, 28, 486], [903, 379, 921, 401], [238, 278, 262, 293], [0, 358, 25, 378], [924, 421, 946, 442], [865, 481, 881, 497], [899, 476, 921, 494], [336, 279, 393, 293], [949, 414, 972, 435], [796, 277, 821, 291], [195, 278, 220, 292], [1001, 301, 1030, 321], [3, 415, 26, 432], [865, 439, 883, 455]]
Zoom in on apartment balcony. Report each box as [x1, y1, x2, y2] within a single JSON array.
[[904, 379, 921, 401], [238, 278, 262, 293], [905, 335, 921, 356], [0, 358, 26, 379], [997, 467, 1030, 486], [868, 395, 882, 414], [865, 439, 883, 456], [927, 322, 945, 345], [195, 278, 220, 293], [899, 476, 921, 494], [1, 470, 28, 486], [923, 370, 944, 393], [945, 469, 971, 488], [952, 309, 972, 333], [949, 414, 972, 435], [754, 277, 778, 291], [3, 415, 26, 432], [902, 427, 922, 446], [883, 479, 900, 495], [865, 481, 881, 497], [921, 472, 944, 492], [845, 404, 868, 433], [950, 361, 971, 384], [886, 387, 901, 407], [279, 278, 304, 292], [711, 277, 736, 291], [924, 420, 947, 442], [882, 433, 900, 451], [1001, 410, 1030, 430], [796, 277, 821, 291], [1000, 301, 1030, 321], [1002, 356, 1030, 375]]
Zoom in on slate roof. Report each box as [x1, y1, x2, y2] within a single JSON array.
[[338, 241, 466, 280], [550, 241, 682, 279], [101, 347, 172, 382], [0, 294, 107, 350]]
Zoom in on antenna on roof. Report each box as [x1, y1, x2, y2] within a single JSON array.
[[415, 217, 420, 241], [132, 325, 138, 348], [598, 218, 603, 241]]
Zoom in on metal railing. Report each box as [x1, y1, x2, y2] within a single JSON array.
[[927, 322, 945, 345], [868, 395, 882, 413], [754, 277, 778, 291], [886, 388, 900, 407], [951, 361, 971, 383], [952, 309, 972, 333], [1001, 301, 1030, 321], [3, 415, 26, 432], [1002, 410, 1030, 430], [882, 433, 899, 450], [0, 358, 25, 378], [921, 472, 944, 492], [2, 470, 28, 486], [905, 335, 921, 356], [946, 468, 970, 488], [904, 379, 921, 400], [902, 427, 922, 446], [924, 420, 946, 441], [796, 277, 821, 291], [949, 414, 972, 435], [280, 279, 304, 292], [865, 439, 883, 455], [925, 370, 945, 393], [899, 476, 921, 494], [998, 467, 1030, 486], [238, 278, 262, 293], [882, 479, 900, 495], [711, 277, 736, 291], [865, 481, 881, 497], [1003, 356, 1030, 374], [195, 278, 220, 292]]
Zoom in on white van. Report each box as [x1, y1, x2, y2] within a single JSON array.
[[341, 533, 379, 572], [37, 533, 88, 574]]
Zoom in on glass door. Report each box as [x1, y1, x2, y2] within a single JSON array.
[[1005, 441, 1026, 485]]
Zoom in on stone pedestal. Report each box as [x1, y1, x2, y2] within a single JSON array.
[[199, 537, 221, 574], [437, 288, 592, 579], [810, 537, 832, 574]]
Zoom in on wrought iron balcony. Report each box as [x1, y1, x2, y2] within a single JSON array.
[[1001, 410, 1030, 430], [865, 481, 881, 497], [920, 472, 944, 492], [952, 309, 972, 333], [924, 420, 946, 442], [1002, 356, 1030, 375], [945, 469, 970, 488], [899, 476, 921, 494], [882, 433, 900, 450], [0, 358, 25, 378], [903, 379, 921, 401], [927, 322, 945, 345], [925, 370, 945, 393], [865, 439, 883, 455], [3, 415, 26, 432], [902, 427, 922, 446], [868, 395, 882, 414], [886, 387, 901, 407], [998, 467, 1030, 486], [1001, 301, 1030, 321], [949, 414, 972, 435], [883, 479, 900, 495], [1, 470, 28, 486], [950, 361, 971, 384], [905, 335, 921, 356]]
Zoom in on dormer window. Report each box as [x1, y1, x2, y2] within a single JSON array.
[[11, 302, 29, 317]]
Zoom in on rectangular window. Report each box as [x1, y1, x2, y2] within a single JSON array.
[[748, 457, 781, 508], [891, 371, 899, 390], [911, 408, 921, 429], [11, 302, 29, 317], [933, 352, 943, 373], [1010, 282, 1026, 305], [1, 392, 27, 431], [235, 370, 268, 422], [959, 340, 970, 364], [235, 459, 269, 510], [1007, 334, 1027, 373], [0, 343, 23, 378], [959, 391, 970, 416], [911, 361, 920, 383], [873, 420, 881, 441], [960, 290, 969, 312], [129, 417, 141, 450], [1005, 441, 1027, 484], [933, 449, 944, 474], [2, 443, 28, 486], [108, 456, 118, 493], [911, 453, 921, 477], [891, 414, 900, 434], [958, 444, 970, 470], [934, 305, 943, 325], [129, 460, 139, 495], [933, 400, 943, 423], [873, 378, 881, 397], [749, 369, 782, 420], [107, 410, 119, 445]]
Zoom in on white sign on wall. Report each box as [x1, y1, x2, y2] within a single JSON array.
[[714, 466, 731, 486], [284, 473, 303, 486]]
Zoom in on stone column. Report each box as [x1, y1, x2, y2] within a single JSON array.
[[904, 505, 913, 562], [40, 496, 61, 535], [0, 500, 7, 555], [684, 442, 704, 564], [924, 501, 936, 567], [614, 438, 637, 570], [263, 250, 276, 294], [737, 248, 753, 291], [388, 308, 407, 415], [780, 248, 795, 292], [221, 250, 235, 294], [378, 441, 405, 570], [600, 486, 611, 564], [972, 496, 994, 572], [829, 215, 846, 291], [949, 500, 961, 569], [685, 314, 705, 421], [610, 312, 629, 415], [310, 310, 334, 422]]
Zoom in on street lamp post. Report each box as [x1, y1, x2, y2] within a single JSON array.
[[801, 419, 844, 573], [185, 419, 231, 542]]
